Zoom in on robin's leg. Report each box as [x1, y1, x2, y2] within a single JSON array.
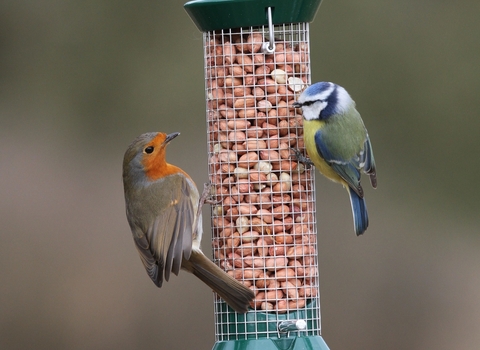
[[196, 183, 219, 219]]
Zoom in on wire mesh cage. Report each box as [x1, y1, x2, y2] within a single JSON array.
[[206, 21, 319, 331], [185, 0, 328, 348]]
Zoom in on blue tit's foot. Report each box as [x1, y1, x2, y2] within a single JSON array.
[[290, 148, 314, 169]]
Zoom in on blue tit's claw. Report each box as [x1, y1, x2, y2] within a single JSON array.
[[290, 148, 314, 169]]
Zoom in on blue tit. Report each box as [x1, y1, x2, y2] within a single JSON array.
[[293, 82, 377, 236]]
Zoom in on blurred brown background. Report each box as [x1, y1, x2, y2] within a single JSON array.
[[1, 1, 479, 349]]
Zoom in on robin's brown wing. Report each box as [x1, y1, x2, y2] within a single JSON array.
[[128, 173, 198, 287]]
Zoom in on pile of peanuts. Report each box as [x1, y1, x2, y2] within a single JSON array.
[[205, 30, 319, 313]]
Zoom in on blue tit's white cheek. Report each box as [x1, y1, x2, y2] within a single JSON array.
[[302, 101, 327, 121], [302, 105, 318, 121]]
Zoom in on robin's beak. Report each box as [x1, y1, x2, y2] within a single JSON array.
[[163, 132, 180, 146]]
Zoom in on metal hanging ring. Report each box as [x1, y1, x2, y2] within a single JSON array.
[[262, 7, 275, 54]]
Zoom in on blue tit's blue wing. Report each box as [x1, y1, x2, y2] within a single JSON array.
[[362, 135, 377, 188], [314, 129, 364, 197]]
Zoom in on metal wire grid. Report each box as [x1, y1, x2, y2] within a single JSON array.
[[203, 23, 321, 341]]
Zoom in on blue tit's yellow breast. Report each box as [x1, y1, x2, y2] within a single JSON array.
[[303, 119, 346, 186]]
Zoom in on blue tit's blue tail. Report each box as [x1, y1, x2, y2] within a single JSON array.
[[348, 187, 369, 236]]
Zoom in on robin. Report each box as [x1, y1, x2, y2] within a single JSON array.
[[122, 131, 254, 313]]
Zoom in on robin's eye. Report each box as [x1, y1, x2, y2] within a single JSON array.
[[144, 146, 154, 154]]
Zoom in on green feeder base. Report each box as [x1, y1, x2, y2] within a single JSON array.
[[212, 300, 329, 349], [212, 336, 329, 350]]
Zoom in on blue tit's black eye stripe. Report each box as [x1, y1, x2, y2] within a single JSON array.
[[303, 100, 321, 107]]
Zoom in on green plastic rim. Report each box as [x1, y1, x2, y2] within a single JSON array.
[[184, 0, 322, 32], [215, 300, 321, 340], [213, 300, 328, 349]]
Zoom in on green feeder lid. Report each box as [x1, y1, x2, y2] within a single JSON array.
[[184, 0, 322, 32]]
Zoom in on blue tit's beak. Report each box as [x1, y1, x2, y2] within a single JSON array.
[[292, 101, 302, 108], [163, 132, 180, 146]]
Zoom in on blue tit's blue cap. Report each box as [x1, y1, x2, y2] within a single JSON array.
[[304, 82, 335, 97]]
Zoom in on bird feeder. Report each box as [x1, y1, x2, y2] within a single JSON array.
[[184, 0, 329, 349]]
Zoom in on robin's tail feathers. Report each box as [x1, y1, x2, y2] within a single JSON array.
[[183, 250, 254, 313]]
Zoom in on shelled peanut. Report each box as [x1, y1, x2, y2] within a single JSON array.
[[205, 31, 318, 312]]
